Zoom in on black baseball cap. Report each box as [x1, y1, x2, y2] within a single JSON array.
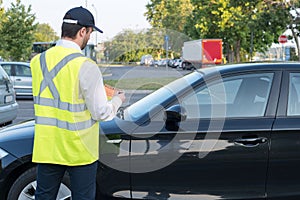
[[63, 6, 103, 33]]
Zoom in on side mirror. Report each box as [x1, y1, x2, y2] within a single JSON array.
[[164, 105, 187, 131]]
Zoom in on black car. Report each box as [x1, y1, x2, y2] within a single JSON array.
[[1, 62, 300, 200]]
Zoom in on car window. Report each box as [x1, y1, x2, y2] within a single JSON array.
[[180, 73, 274, 119], [1, 65, 11, 76], [15, 65, 31, 77], [125, 72, 203, 121], [0, 66, 9, 84], [287, 73, 300, 116]]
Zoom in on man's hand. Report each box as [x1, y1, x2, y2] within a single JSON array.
[[114, 90, 126, 103]]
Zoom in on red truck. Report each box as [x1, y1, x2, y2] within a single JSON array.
[[182, 39, 223, 69]]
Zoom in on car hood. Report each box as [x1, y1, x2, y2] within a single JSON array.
[[0, 118, 131, 158], [0, 120, 35, 158]]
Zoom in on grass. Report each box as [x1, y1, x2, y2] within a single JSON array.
[[104, 77, 178, 90]]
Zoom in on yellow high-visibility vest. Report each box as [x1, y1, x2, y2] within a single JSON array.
[[31, 46, 99, 166]]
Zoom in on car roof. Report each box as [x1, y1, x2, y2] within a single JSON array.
[[0, 61, 30, 66], [199, 62, 300, 77]]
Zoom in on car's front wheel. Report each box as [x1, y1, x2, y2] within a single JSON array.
[[7, 167, 71, 200]]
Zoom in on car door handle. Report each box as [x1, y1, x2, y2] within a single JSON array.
[[15, 78, 22, 81], [106, 139, 122, 144], [234, 137, 267, 147]]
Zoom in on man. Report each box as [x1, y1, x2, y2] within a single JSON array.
[[30, 6, 125, 200]]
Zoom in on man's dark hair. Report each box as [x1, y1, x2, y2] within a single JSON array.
[[61, 13, 86, 39], [61, 23, 83, 39]]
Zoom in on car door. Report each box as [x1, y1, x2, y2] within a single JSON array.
[[130, 71, 280, 199], [2, 63, 32, 95], [267, 70, 300, 199], [97, 119, 131, 199], [10, 63, 32, 95]]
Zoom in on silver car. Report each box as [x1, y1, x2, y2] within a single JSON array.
[[0, 62, 32, 97], [0, 66, 18, 126]]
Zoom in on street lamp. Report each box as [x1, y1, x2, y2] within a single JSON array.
[[92, 4, 98, 46]]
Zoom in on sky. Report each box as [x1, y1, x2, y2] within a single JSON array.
[[3, 0, 152, 43]]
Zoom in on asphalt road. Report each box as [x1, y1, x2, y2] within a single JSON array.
[[12, 66, 190, 125], [13, 99, 35, 124]]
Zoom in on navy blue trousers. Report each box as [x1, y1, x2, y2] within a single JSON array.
[[35, 161, 98, 200]]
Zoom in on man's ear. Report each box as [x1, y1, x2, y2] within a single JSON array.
[[78, 27, 87, 37]]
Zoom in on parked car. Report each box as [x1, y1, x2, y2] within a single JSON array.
[[181, 60, 196, 70], [149, 60, 159, 67], [0, 62, 32, 97], [2, 63, 300, 199], [173, 58, 183, 68], [140, 55, 153, 66], [167, 59, 176, 68], [0, 65, 18, 126], [156, 59, 169, 67]]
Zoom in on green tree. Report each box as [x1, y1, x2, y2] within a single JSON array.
[[0, 0, 5, 60], [104, 29, 141, 63], [34, 23, 59, 42], [185, 0, 290, 62], [104, 28, 190, 63], [145, 0, 194, 32], [104, 29, 156, 63], [0, 0, 4, 26], [285, 0, 300, 61], [0, 0, 36, 61], [145, 0, 292, 63]]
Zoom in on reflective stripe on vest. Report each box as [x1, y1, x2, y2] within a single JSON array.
[[33, 96, 87, 112], [34, 51, 95, 131], [38, 52, 83, 98], [35, 116, 96, 131]]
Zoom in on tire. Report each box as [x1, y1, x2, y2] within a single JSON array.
[[7, 167, 71, 200]]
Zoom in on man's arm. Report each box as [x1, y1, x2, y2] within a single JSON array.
[[79, 60, 123, 121]]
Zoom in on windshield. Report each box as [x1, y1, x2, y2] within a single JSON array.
[[124, 72, 203, 121]]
